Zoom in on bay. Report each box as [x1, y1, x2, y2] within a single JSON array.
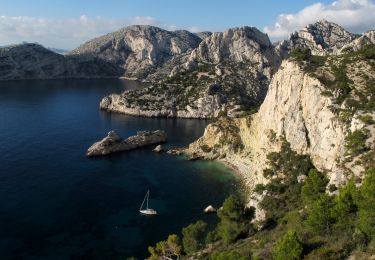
[[0, 79, 239, 259]]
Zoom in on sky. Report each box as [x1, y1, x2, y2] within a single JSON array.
[[0, 0, 375, 49]]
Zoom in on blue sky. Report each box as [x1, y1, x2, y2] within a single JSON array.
[[0, 0, 333, 31], [0, 0, 374, 49]]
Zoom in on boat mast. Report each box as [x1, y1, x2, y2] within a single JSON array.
[[146, 190, 149, 210], [140, 191, 148, 211]]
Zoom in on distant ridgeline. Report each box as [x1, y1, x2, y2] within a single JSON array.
[[1, 21, 374, 119]]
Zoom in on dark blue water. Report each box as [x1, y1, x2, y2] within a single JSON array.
[[0, 79, 239, 259]]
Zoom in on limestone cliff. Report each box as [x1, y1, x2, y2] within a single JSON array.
[[187, 49, 375, 218]]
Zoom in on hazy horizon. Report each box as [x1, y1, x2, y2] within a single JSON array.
[[1, 0, 375, 49]]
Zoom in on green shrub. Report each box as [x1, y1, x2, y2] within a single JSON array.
[[301, 169, 329, 205], [182, 220, 207, 254], [290, 48, 312, 62], [305, 194, 334, 235], [209, 250, 249, 260], [357, 167, 375, 241], [200, 144, 212, 153], [358, 115, 375, 125], [217, 195, 253, 244], [332, 179, 358, 228], [147, 234, 182, 260], [273, 230, 303, 260], [345, 130, 368, 156], [254, 184, 266, 194], [359, 44, 375, 60], [217, 109, 227, 118]]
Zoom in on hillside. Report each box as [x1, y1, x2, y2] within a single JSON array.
[[0, 43, 123, 80], [100, 26, 279, 118], [187, 44, 375, 210], [141, 45, 375, 260], [101, 21, 375, 120], [70, 25, 203, 78]]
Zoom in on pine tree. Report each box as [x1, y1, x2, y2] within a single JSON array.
[[357, 167, 375, 241], [305, 193, 334, 234], [274, 230, 303, 260], [182, 220, 207, 254]]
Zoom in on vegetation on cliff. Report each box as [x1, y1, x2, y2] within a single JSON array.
[[117, 60, 267, 117], [127, 139, 374, 259], [125, 45, 375, 260]]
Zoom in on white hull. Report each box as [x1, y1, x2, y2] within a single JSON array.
[[139, 209, 157, 215]]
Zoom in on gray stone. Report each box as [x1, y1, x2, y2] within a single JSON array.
[[86, 130, 167, 157]]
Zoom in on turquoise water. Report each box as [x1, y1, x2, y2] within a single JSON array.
[[0, 79, 239, 259]]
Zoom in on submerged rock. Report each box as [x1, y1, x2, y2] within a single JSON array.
[[166, 149, 182, 156], [86, 130, 167, 157]]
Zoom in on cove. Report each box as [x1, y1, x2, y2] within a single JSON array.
[[0, 79, 240, 259]]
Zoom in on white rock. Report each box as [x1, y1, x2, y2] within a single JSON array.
[[153, 145, 163, 153], [204, 205, 216, 213]]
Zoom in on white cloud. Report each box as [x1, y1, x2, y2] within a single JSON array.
[[264, 0, 375, 40], [0, 15, 181, 50]]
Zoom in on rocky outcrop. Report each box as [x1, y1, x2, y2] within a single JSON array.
[[339, 30, 375, 53], [194, 32, 212, 40], [276, 20, 358, 58], [186, 26, 279, 67], [86, 130, 167, 157], [70, 25, 203, 78], [100, 91, 222, 118]]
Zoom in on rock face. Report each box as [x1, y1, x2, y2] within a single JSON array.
[[86, 130, 167, 157], [100, 26, 280, 118], [339, 30, 375, 53], [70, 25, 203, 78], [186, 26, 279, 68], [276, 20, 358, 58], [187, 56, 375, 219], [0, 43, 123, 80]]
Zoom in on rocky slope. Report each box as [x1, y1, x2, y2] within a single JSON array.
[[100, 26, 279, 118], [100, 21, 374, 119], [339, 30, 375, 53], [186, 47, 375, 219], [276, 20, 358, 58], [0, 43, 123, 80], [70, 25, 203, 78]]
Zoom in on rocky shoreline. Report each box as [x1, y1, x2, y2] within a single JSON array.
[[99, 93, 221, 119], [86, 130, 167, 157]]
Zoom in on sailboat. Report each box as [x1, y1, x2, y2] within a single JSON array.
[[139, 190, 157, 215]]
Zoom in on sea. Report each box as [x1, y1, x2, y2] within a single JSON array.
[[0, 79, 240, 259]]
